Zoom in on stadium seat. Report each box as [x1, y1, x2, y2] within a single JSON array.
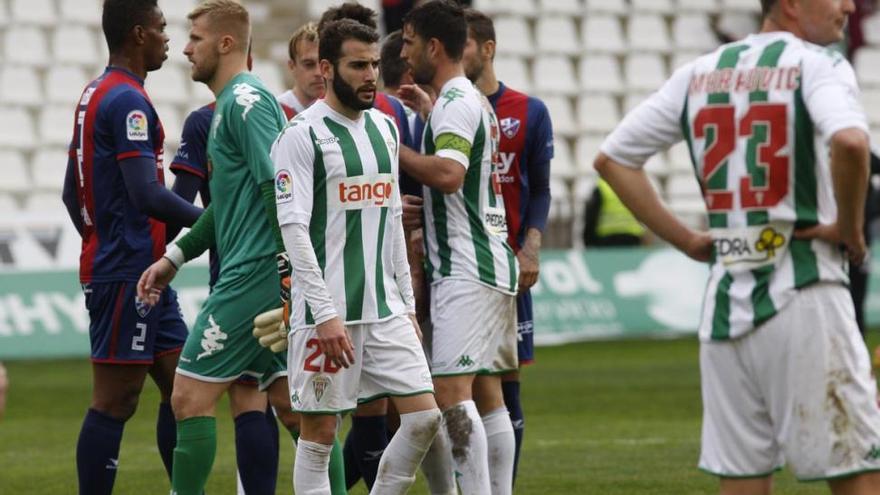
[[630, 0, 673, 15], [579, 55, 623, 94], [10, 0, 56, 25], [537, 0, 583, 15], [165, 23, 192, 67], [675, 0, 719, 13], [0, 0, 8, 27], [495, 56, 532, 93], [574, 135, 603, 174], [667, 142, 694, 172], [163, 0, 196, 24], [144, 65, 190, 104], [536, 16, 581, 55], [0, 150, 30, 192], [582, 15, 625, 54], [0, 194, 18, 212], [59, 0, 102, 26], [31, 149, 69, 191], [540, 95, 577, 137], [623, 91, 651, 113], [863, 13, 880, 46], [855, 48, 880, 88], [627, 15, 670, 53], [717, 11, 759, 41], [625, 53, 667, 93], [24, 192, 67, 214], [154, 104, 182, 147], [584, 0, 627, 15], [720, 0, 760, 12], [666, 173, 703, 202], [550, 138, 575, 178], [533, 56, 578, 96], [4, 26, 50, 67], [53, 25, 100, 67], [251, 59, 286, 97], [46, 66, 90, 104], [494, 16, 535, 57], [549, 177, 572, 220], [39, 107, 75, 146], [862, 90, 880, 126], [480, 0, 537, 17], [673, 14, 718, 52], [0, 65, 43, 106], [644, 153, 669, 177], [190, 81, 216, 106], [577, 95, 620, 134], [0, 108, 36, 149], [671, 50, 704, 70]]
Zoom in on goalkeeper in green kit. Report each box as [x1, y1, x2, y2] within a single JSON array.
[[137, 1, 292, 493]]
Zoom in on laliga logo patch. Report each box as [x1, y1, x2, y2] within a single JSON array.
[[126, 110, 148, 141], [134, 296, 152, 318], [275, 169, 293, 204], [312, 375, 331, 402], [500, 117, 521, 139]]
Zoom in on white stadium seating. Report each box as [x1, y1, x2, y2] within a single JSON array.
[[533, 56, 578, 96], [541, 95, 577, 138], [60, 0, 102, 26], [625, 53, 667, 93], [0, 108, 36, 149], [145, 65, 190, 104], [538, 0, 582, 15], [577, 95, 620, 134], [0, 150, 29, 192], [579, 55, 623, 94], [154, 104, 182, 147], [673, 14, 718, 51], [0, 65, 43, 106], [11, 0, 56, 26], [536, 16, 580, 56], [495, 56, 532, 93], [4, 26, 50, 67], [582, 15, 625, 54], [45, 66, 90, 104], [627, 14, 671, 53], [494, 16, 535, 57], [53, 25, 100, 66], [631, 0, 673, 15], [855, 48, 880, 88], [39, 106, 75, 146], [574, 136, 603, 175], [31, 149, 69, 192]]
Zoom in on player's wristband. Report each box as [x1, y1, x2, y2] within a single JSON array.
[[163, 245, 185, 271]]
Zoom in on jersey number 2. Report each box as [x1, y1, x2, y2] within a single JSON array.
[[693, 103, 789, 212], [304, 338, 341, 373]]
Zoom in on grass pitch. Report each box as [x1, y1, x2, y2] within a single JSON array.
[[3, 336, 876, 494]]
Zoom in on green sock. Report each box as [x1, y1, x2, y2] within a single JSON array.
[[329, 436, 347, 495], [171, 416, 216, 495]]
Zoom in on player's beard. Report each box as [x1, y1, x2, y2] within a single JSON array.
[[332, 70, 374, 111], [464, 58, 483, 84], [410, 52, 436, 86], [191, 50, 220, 85]]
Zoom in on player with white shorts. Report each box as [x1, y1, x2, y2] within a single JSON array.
[[595, 0, 880, 492]]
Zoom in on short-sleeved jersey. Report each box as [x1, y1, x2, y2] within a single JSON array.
[[277, 90, 306, 120], [600, 32, 869, 341], [69, 66, 166, 283], [421, 77, 518, 294], [488, 82, 554, 252], [208, 72, 287, 274], [273, 101, 408, 329]]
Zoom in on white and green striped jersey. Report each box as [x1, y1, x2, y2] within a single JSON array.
[[422, 76, 519, 294], [272, 101, 409, 328], [600, 32, 869, 341]]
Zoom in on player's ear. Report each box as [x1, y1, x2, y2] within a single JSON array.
[[217, 34, 235, 55], [482, 40, 495, 61], [132, 24, 146, 46], [319, 59, 333, 81]]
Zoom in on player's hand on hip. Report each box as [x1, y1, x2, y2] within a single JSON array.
[[516, 246, 540, 293], [795, 223, 867, 265], [684, 231, 713, 263], [316, 317, 355, 369], [136, 257, 177, 306], [402, 195, 424, 231]]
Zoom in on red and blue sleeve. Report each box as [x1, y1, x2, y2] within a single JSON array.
[[170, 108, 211, 180], [108, 89, 157, 162], [524, 97, 554, 232]]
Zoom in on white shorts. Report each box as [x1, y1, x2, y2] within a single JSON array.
[[430, 278, 517, 376], [287, 314, 434, 414], [699, 283, 880, 480]]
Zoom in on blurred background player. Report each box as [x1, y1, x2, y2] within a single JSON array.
[[582, 178, 647, 247], [400, 1, 519, 493], [462, 8, 553, 486], [136, 1, 289, 494], [595, 0, 880, 493], [278, 22, 325, 120], [271, 18, 441, 495], [60, 1, 203, 493]]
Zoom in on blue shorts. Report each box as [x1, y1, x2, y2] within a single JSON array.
[[84, 282, 187, 364], [517, 290, 534, 365]]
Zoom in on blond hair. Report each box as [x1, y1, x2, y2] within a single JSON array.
[[188, 0, 251, 52], [288, 21, 319, 62]]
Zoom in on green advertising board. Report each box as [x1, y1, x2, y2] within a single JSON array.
[[2, 246, 879, 359]]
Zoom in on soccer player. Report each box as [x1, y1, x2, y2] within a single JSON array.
[[271, 18, 441, 495], [277, 22, 324, 120], [60, 1, 203, 493], [136, 1, 288, 494], [595, 0, 880, 493], [462, 8, 553, 485], [400, 1, 519, 493]]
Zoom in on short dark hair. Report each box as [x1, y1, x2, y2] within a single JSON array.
[[317, 2, 378, 33], [319, 19, 380, 66], [403, 0, 467, 61], [102, 0, 159, 53], [464, 8, 495, 46], [380, 30, 407, 87]]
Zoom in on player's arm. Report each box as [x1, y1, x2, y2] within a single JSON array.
[[518, 99, 555, 290], [167, 109, 211, 242], [120, 157, 203, 226], [399, 144, 466, 193], [62, 154, 83, 236], [595, 61, 711, 262], [828, 129, 870, 261]]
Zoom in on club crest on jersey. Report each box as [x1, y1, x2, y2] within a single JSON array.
[[712, 224, 792, 273], [134, 296, 152, 318], [126, 110, 148, 141], [500, 117, 521, 139], [330, 173, 395, 210], [275, 169, 293, 204], [312, 375, 331, 402]]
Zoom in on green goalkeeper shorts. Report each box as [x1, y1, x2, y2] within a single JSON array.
[[176, 256, 286, 389]]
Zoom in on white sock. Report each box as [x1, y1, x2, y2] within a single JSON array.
[[236, 470, 245, 495], [421, 419, 458, 495], [482, 407, 515, 495], [370, 408, 442, 495], [293, 439, 332, 495], [443, 400, 490, 495]]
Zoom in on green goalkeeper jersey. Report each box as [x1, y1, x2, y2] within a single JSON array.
[[207, 72, 287, 274]]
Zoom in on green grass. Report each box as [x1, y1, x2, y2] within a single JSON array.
[[2, 335, 877, 494]]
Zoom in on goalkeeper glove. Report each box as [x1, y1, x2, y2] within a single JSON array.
[[253, 307, 287, 353]]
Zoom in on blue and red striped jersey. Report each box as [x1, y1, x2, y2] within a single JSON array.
[[170, 102, 214, 204], [487, 82, 554, 252], [69, 67, 167, 283]]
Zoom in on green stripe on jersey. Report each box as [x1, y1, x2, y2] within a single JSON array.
[[706, 44, 750, 229], [750, 265, 776, 327], [306, 127, 329, 325], [792, 69, 820, 287], [324, 118, 366, 321], [711, 272, 734, 340], [746, 39, 787, 226], [364, 113, 392, 318], [424, 122, 452, 277], [463, 119, 497, 286]]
